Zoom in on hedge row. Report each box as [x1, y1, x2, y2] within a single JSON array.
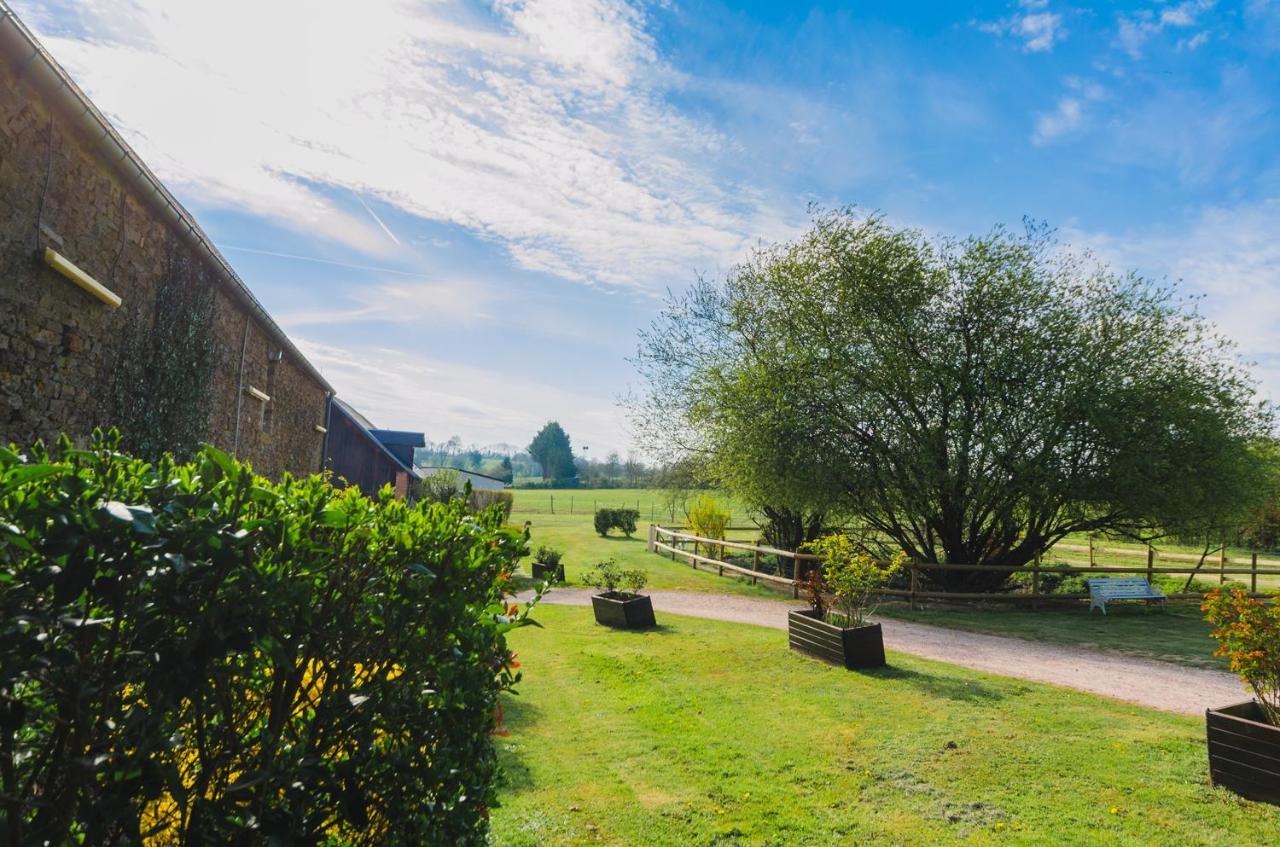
[[0, 432, 539, 845], [594, 508, 639, 537]]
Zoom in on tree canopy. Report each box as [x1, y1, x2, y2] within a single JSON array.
[[528, 421, 576, 482], [634, 209, 1273, 590]]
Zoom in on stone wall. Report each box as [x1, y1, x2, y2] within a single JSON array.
[[0, 44, 329, 478]]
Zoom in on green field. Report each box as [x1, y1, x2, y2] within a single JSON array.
[[516, 508, 775, 596], [491, 606, 1279, 846], [876, 601, 1225, 669], [510, 488, 753, 525]]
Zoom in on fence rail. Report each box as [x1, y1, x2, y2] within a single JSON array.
[[648, 525, 1280, 605]]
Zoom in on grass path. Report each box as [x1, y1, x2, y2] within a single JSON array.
[[491, 605, 1280, 846]]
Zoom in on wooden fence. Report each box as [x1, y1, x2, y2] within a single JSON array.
[[649, 525, 1280, 605]]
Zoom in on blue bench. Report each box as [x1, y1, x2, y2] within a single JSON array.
[[1087, 577, 1166, 615]]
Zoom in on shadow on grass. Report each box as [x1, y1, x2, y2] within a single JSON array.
[[594, 622, 679, 637], [860, 665, 1005, 704], [494, 695, 543, 794]]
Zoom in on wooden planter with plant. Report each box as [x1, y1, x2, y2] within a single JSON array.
[[584, 559, 655, 629], [1202, 589, 1280, 805], [789, 535, 904, 670], [531, 544, 565, 582]]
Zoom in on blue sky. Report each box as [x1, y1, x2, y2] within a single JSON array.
[[15, 0, 1280, 455]]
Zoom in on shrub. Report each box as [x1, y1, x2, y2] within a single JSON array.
[[687, 495, 730, 542], [593, 508, 640, 537], [581, 558, 647, 596], [414, 467, 464, 503], [1203, 589, 1280, 725], [0, 431, 541, 846], [806, 534, 906, 627], [470, 488, 513, 521], [534, 544, 563, 566]]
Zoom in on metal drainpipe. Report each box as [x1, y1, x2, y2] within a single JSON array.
[[232, 315, 250, 455], [319, 392, 333, 473]]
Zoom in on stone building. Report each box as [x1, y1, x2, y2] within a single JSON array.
[[0, 7, 332, 478]]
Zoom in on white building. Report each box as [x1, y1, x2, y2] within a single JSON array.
[[415, 465, 506, 492]]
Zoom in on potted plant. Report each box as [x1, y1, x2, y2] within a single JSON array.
[[583, 558, 655, 629], [1202, 588, 1280, 805], [531, 544, 565, 582], [789, 534, 905, 670]]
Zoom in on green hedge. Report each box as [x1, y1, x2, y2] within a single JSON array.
[[0, 432, 541, 845], [593, 508, 639, 537]]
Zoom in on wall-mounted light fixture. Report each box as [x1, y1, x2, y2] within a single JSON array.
[[245, 386, 271, 403], [43, 247, 121, 307]]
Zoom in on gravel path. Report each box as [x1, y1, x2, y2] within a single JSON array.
[[524, 588, 1245, 716]]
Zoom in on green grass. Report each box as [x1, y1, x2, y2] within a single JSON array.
[[510, 488, 753, 525], [877, 601, 1226, 670], [491, 606, 1278, 846], [515, 507, 777, 597]]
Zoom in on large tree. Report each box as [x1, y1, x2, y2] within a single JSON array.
[[633, 209, 1273, 590], [528, 421, 576, 482]]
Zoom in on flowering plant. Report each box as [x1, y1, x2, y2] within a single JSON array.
[[1202, 589, 1280, 725], [805, 534, 906, 628]]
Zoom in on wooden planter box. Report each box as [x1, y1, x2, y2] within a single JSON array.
[[532, 561, 565, 582], [788, 609, 885, 669], [1206, 700, 1280, 805], [591, 592, 656, 629]]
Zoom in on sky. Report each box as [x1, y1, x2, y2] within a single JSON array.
[[13, 0, 1280, 456]]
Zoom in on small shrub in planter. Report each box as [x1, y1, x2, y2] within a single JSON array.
[[593, 508, 640, 537], [1202, 589, 1280, 804], [788, 535, 905, 669], [532, 544, 565, 582], [582, 558, 655, 629]]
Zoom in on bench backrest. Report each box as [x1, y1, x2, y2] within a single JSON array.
[[1088, 577, 1158, 598]]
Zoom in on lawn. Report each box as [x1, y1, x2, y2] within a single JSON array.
[[491, 606, 1279, 846], [515, 507, 777, 597], [510, 488, 752, 525], [876, 601, 1226, 670]]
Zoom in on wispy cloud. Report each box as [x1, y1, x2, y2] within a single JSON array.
[[978, 2, 1067, 53], [1115, 0, 1216, 59], [1032, 79, 1105, 145], [294, 338, 628, 451], [278, 279, 499, 328], [15, 0, 785, 290]]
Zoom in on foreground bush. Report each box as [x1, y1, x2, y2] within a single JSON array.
[[1203, 589, 1280, 724], [0, 432, 540, 846]]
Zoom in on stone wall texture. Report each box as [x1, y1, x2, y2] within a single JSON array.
[[0, 46, 330, 478]]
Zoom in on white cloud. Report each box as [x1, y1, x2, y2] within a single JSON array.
[[14, 0, 784, 290], [295, 338, 630, 453], [1033, 97, 1083, 144], [278, 279, 499, 328], [1115, 1, 1216, 59], [978, 2, 1066, 53], [1032, 78, 1105, 145], [1064, 198, 1280, 405]]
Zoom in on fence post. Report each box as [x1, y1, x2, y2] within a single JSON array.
[[1219, 543, 1226, 585], [1146, 545, 1154, 584], [1032, 552, 1041, 610], [1088, 535, 1094, 568], [909, 560, 918, 610], [1252, 552, 1258, 595], [647, 523, 656, 553], [752, 546, 760, 586], [550, 495, 554, 515]]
